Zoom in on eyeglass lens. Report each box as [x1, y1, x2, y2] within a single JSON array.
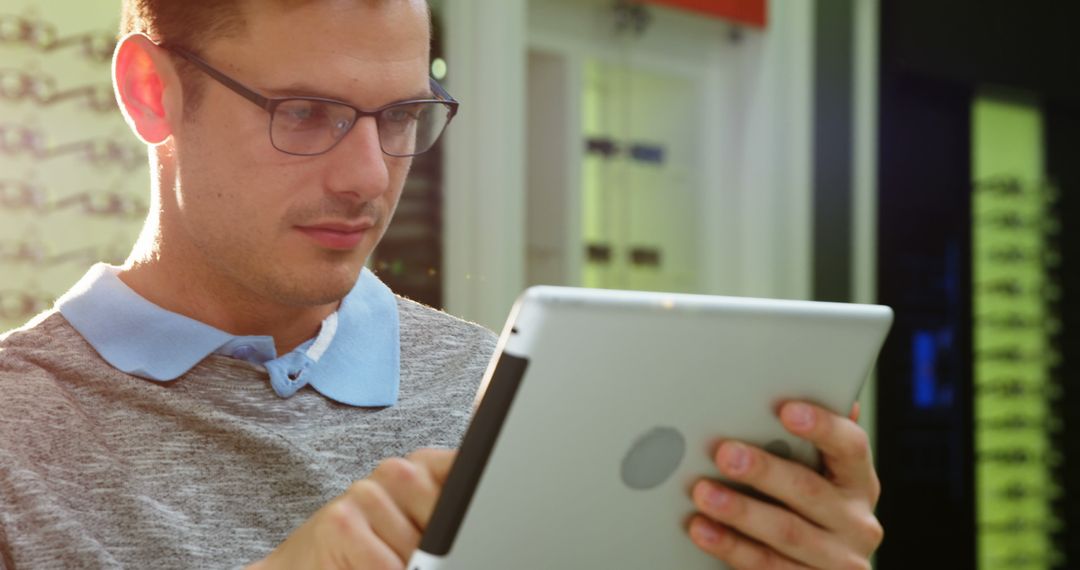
[[270, 99, 452, 157]]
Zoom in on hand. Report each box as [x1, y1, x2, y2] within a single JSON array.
[[248, 448, 455, 570], [687, 402, 883, 569]]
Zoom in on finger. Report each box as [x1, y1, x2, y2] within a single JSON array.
[[850, 401, 861, 422], [688, 516, 811, 570], [692, 481, 870, 570], [325, 499, 406, 569], [779, 401, 880, 498], [344, 479, 422, 563], [370, 456, 443, 528], [713, 440, 847, 531], [407, 447, 457, 486]]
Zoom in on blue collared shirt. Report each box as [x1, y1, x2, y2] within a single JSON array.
[[56, 264, 400, 407]]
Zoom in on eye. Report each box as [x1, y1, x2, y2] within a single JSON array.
[[383, 105, 421, 124], [296, 107, 324, 122], [276, 100, 333, 131]]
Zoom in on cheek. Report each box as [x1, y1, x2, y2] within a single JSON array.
[[181, 93, 285, 180], [182, 128, 299, 229], [384, 158, 412, 205], [180, 161, 286, 245], [184, 190, 252, 246]]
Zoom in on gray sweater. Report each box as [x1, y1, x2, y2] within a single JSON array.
[[0, 297, 497, 569]]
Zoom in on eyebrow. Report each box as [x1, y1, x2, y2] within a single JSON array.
[[264, 83, 436, 107]]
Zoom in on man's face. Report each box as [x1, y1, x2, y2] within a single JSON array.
[[167, 0, 430, 307]]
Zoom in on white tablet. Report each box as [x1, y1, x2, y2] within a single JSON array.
[[408, 286, 893, 570]]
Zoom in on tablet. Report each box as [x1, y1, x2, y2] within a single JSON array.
[[408, 286, 893, 569]]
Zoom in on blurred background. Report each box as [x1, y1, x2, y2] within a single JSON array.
[[1, 0, 1077, 568]]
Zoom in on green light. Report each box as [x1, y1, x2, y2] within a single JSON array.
[[431, 58, 447, 81]]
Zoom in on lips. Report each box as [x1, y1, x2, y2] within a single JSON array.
[[295, 221, 375, 250]]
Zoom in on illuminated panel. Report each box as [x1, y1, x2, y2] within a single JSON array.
[[972, 95, 1063, 569]]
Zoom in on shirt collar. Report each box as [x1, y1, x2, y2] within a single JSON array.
[[56, 264, 399, 407]]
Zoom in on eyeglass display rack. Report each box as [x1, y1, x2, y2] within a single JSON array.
[[972, 176, 1064, 569], [874, 0, 1080, 556], [0, 6, 147, 332]]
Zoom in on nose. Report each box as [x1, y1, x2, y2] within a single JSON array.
[[323, 116, 391, 201]]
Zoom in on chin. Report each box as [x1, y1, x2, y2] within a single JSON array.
[[279, 282, 356, 307], [263, 262, 364, 307], [307, 271, 363, 305]]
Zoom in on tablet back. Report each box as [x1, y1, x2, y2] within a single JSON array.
[[409, 286, 893, 570]]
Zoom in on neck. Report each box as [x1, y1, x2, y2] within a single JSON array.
[[118, 153, 336, 356], [118, 255, 335, 356]]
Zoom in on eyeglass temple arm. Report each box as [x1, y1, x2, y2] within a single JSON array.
[[429, 78, 459, 118], [167, 44, 455, 120], [164, 46, 273, 111]]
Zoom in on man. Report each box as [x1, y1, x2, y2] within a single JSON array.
[[0, 0, 883, 568]]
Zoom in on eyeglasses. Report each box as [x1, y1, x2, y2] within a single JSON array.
[[0, 15, 116, 63], [0, 289, 56, 321], [164, 46, 459, 158], [0, 179, 148, 217], [0, 69, 116, 112], [0, 238, 129, 268], [0, 123, 146, 169]]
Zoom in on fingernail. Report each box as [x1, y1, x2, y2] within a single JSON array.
[[724, 443, 749, 475], [692, 520, 721, 544], [707, 486, 731, 510], [788, 403, 815, 430]]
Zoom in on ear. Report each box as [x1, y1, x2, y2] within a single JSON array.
[[112, 33, 182, 145]]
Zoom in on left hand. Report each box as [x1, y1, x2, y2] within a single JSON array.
[[687, 401, 883, 569]]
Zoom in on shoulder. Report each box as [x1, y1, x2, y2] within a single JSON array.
[[0, 311, 80, 367], [396, 295, 497, 349], [0, 311, 95, 389], [0, 312, 95, 444], [394, 295, 498, 373]]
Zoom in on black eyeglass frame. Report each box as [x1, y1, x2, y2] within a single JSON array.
[[162, 45, 460, 158]]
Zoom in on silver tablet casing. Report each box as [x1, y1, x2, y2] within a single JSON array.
[[409, 286, 893, 570]]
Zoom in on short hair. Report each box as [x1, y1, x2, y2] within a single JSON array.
[[118, 0, 425, 113], [120, 0, 249, 112], [119, 0, 246, 50]]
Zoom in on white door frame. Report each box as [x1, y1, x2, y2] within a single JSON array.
[[852, 0, 881, 443], [442, 0, 528, 331], [443, 0, 817, 329]]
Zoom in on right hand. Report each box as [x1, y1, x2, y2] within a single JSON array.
[[247, 448, 456, 570]]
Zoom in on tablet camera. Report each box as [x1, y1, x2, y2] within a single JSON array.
[[621, 426, 686, 490]]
